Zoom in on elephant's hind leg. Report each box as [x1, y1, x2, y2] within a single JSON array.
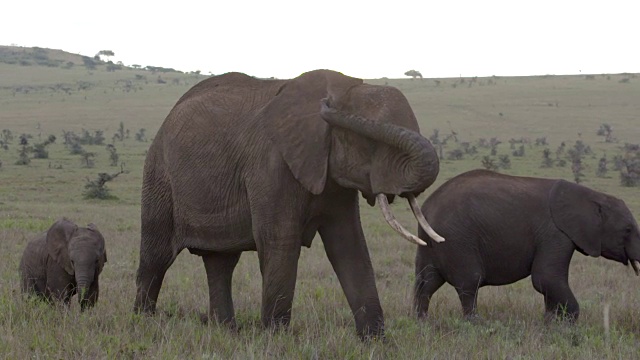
[[134, 243, 177, 314], [453, 275, 483, 321], [414, 264, 445, 319], [135, 169, 179, 315], [202, 252, 241, 327]]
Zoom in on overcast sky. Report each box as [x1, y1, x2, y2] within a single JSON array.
[[2, 0, 638, 79]]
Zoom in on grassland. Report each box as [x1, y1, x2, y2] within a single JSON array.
[[0, 47, 639, 359]]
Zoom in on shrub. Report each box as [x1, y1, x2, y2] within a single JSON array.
[[447, 149, 464, 160], [83, 170, 125, 199], [597, 124, 616, 143], [106, 144, 119, 166], [512, 145, 525, 157], [135, 128, 147, 142], [15, 134, 33, 165], [32, 135, 56, 159], [481, 156, 498, 171], [541, 148, 554, 168], [80, 151, 95, 168], [596, 155, 608, 177]]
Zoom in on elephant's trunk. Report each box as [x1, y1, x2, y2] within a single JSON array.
[[75, 271, 93, 307], [320, 98, 439, 193], [320, 99, 444, 244]]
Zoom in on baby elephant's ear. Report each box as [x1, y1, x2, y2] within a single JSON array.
[[45, 218, 77, 275], [549, 180, 602, 257], [88, 223, 107, 269]]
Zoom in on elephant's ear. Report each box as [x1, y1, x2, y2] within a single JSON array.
[[45, 218, 78, 275], [549, 180, 602, 257], [262, 70, 362, 194], [87, 223, 107, 271]]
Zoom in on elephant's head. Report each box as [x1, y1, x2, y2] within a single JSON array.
[[263, 70, 443, 244], [550, 180, 640, 275], [46, 219, 108, 307]]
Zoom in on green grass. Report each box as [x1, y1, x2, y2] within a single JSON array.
[[0, 47, 639, 358]]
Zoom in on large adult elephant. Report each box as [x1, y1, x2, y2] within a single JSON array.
[[134, 69, 443, 339], [414, 169, 640, 322]]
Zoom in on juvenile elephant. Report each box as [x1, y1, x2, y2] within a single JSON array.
[[414, 169, 640, 322], [134, 69, 444, 339], [20, 218, 107, 310]]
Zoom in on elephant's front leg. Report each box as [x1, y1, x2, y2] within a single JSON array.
[[202, 252, 241, 327], [255, 222, 302, 330], [318, 194, 384, 340]]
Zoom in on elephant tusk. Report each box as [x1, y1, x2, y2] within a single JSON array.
[[377, 194, 428, 246], [632, 260, 640, 276], [407, 195, 445, 243]]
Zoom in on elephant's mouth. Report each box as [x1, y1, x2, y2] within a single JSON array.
[[375, 193, 445, 246]]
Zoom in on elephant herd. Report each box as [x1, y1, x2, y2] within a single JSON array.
[[19, 70, 640, 340]]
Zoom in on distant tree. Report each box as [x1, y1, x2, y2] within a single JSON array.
[[15, 134, 33, 165], [32, 135, 56, 159], [596, 123, 616, 143], [132, 64, 141, 69], [106, 144, 119, 166], [404, 70, 423, 80], [541, 148, 554, 168], [481, 156, 499, 171], [1, 129, 13, 149], [534, 137, 548, 146], [113, 122, 126, 142], [498, 155, 511, 169], [135, 128, 147, 142], [512, 145, 525, 157], [83, 168, 126, 200], [80, 151, 96, 168], [97, 50, 115, 62], [596, 154, 608, 177]]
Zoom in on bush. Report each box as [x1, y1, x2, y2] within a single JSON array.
[[512, 145, 525, 157], [447, 149, 464, 160], [106, 144, 119, 166], [481, 156, 498, 171], [498, 155, 511, 169], [83, 170, 125, 199], [32, 135, 56, 159], [15, 134, 32, 165]]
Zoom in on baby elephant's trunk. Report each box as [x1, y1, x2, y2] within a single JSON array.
[[75, 269, 95, 310]]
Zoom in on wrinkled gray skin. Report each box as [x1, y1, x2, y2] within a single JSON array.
[[20, 218, 107, 310], [415, 169, 640, 322], [134, 69, 440, 339]]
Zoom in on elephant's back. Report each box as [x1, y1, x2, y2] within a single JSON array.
[[20, 234, 47, 281], [422, 169, 555, 238]]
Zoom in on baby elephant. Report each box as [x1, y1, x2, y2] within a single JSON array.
[[20, 218, 107, 310], [415, 169, 640, 322]]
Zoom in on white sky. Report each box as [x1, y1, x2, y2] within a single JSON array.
[[2, 0, 639, 79]]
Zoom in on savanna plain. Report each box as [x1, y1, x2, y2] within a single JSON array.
[[0, 47, 639, 359]]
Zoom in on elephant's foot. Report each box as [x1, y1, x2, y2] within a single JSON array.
[[133, 295, 157, 315], [544, 309, 578, 325], [359, 326, 386, 342], [200, 311, 239, 331], [463, 313, 484, 325]]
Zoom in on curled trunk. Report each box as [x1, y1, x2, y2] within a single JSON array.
[[321, 99, 444, 244], [320, 99, 439, 195]]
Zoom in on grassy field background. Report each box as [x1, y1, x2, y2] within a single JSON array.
[[0, 47, 639, 359]]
